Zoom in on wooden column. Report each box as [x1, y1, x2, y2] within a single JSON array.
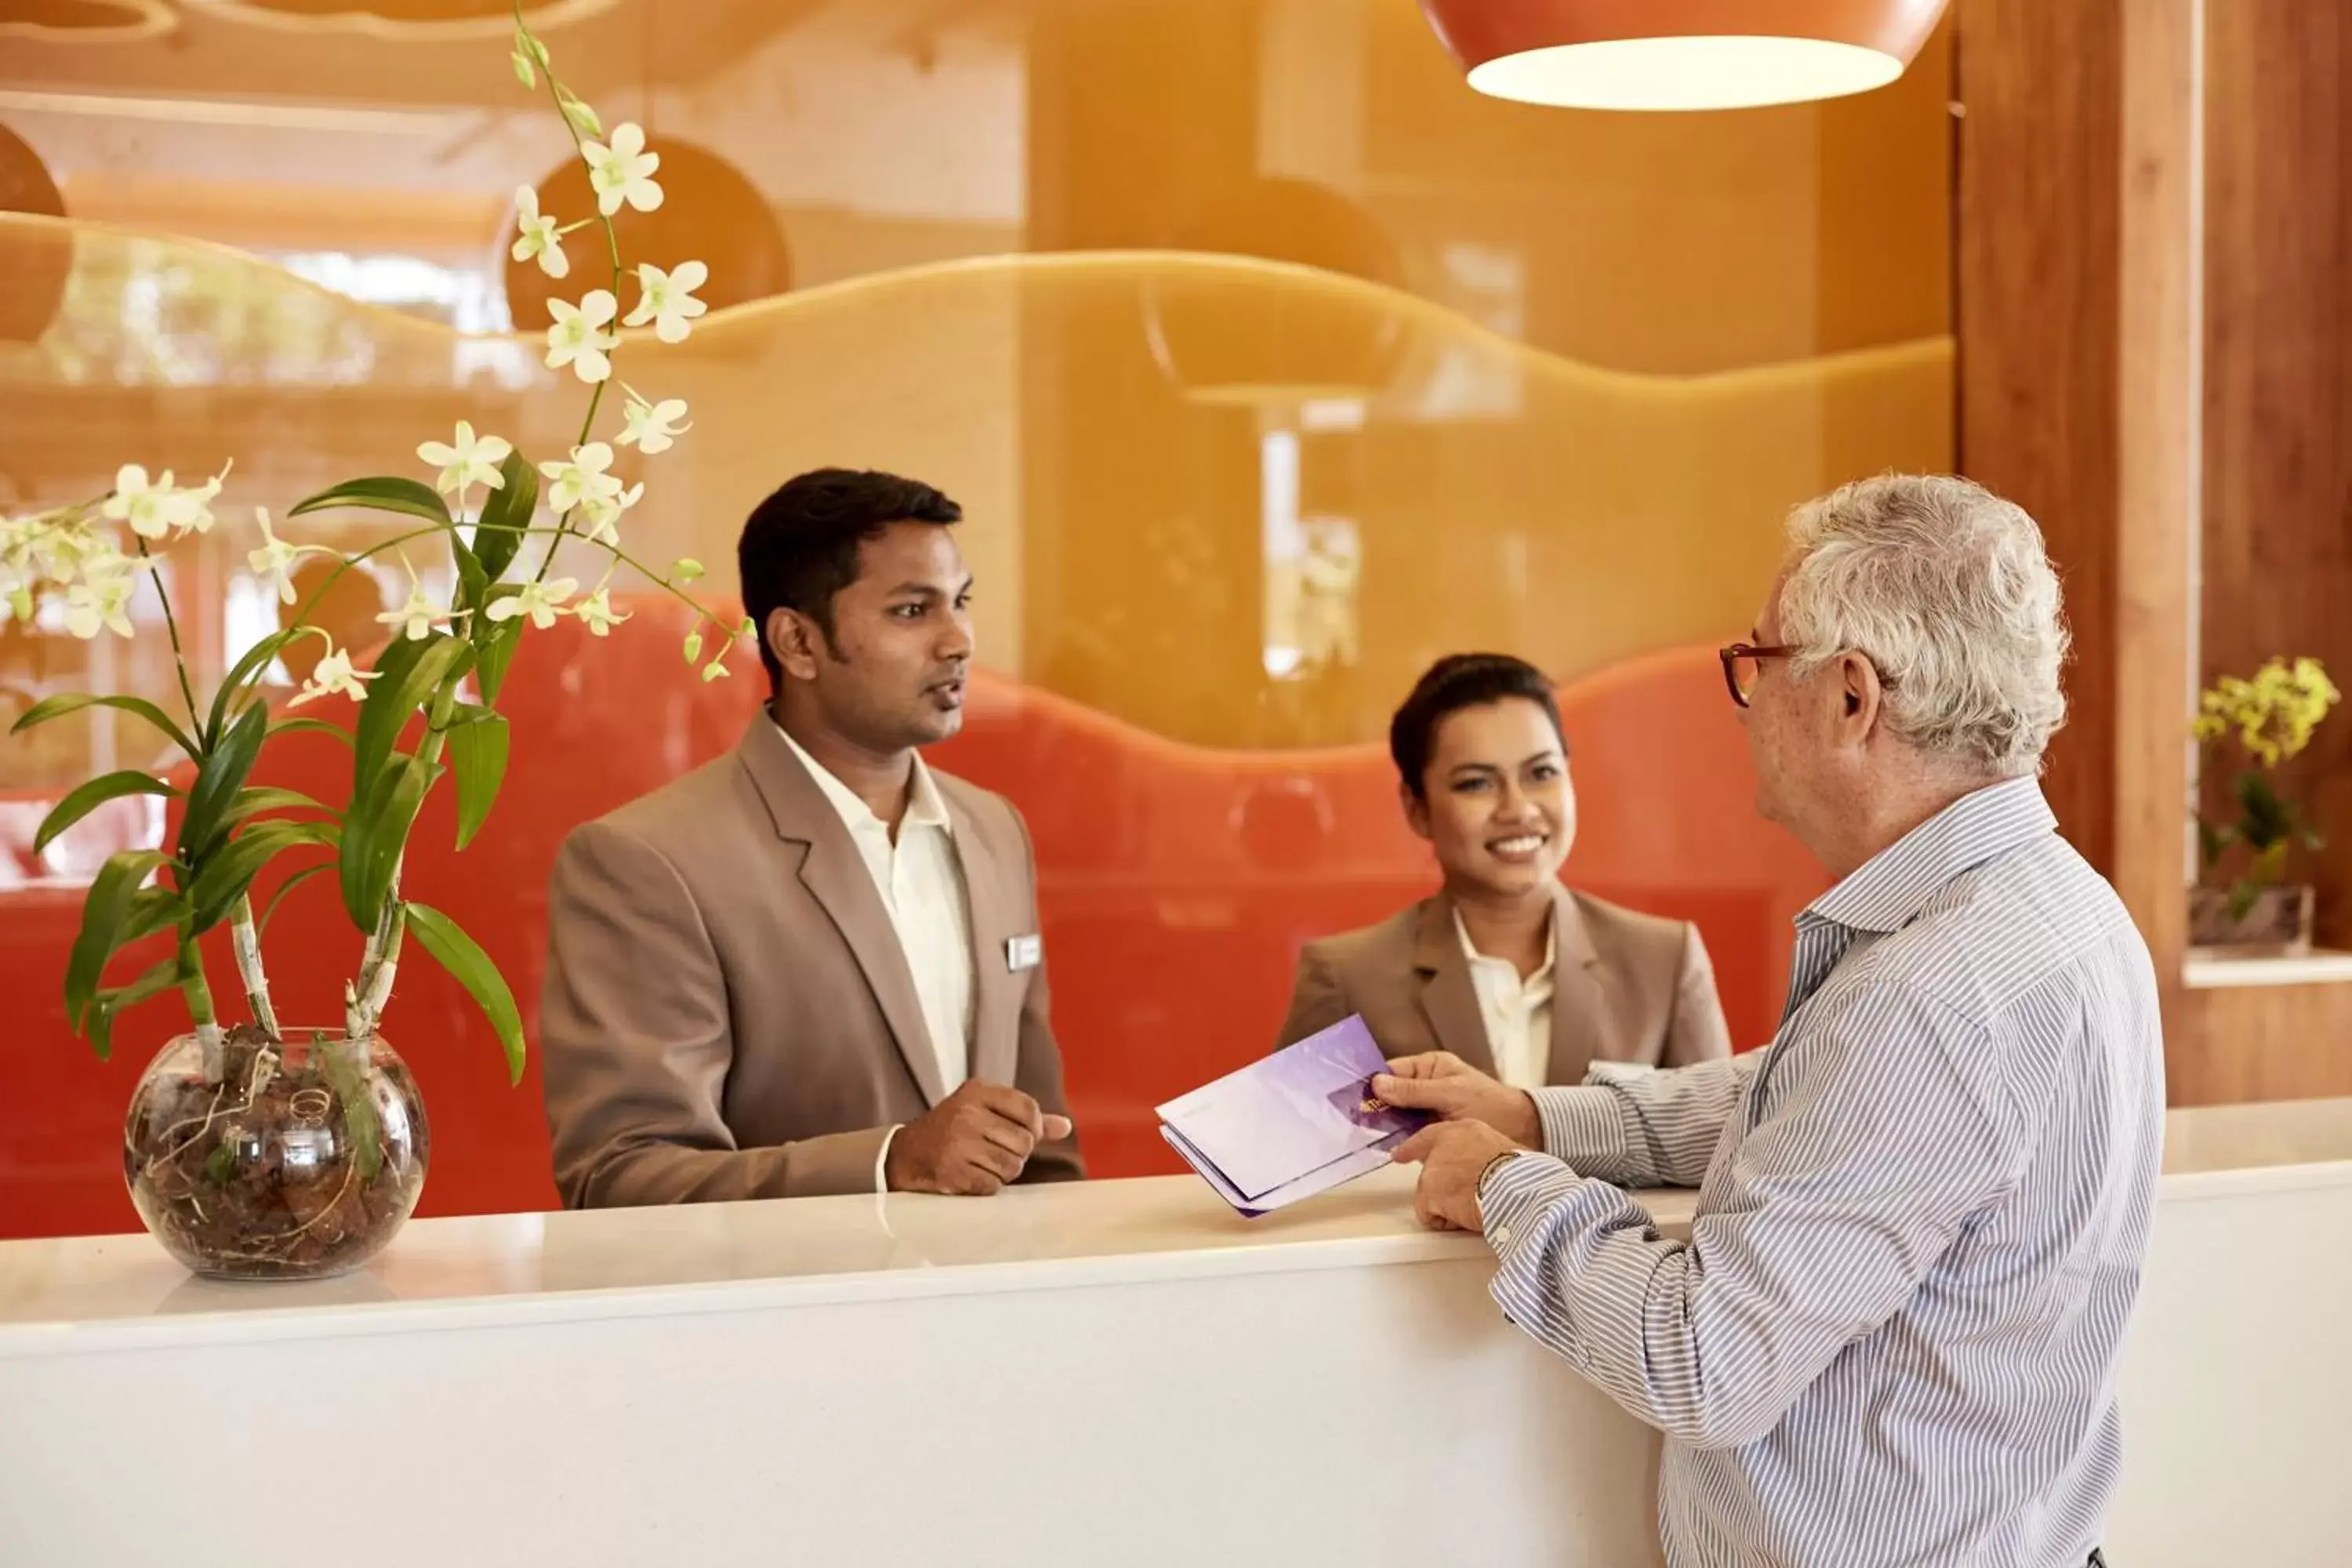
[[1955, 0, 2124, 877], [2112, 0, 2198, 1058], [1957, 0, 2198, 1073]]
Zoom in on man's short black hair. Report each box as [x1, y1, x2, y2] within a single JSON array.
[[739, 467, 961, 693], [1388, 652, 1567, 799]]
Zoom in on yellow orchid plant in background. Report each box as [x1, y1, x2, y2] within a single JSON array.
[[2192, 655, 2342, 920], [0, 8, 744, 1087]]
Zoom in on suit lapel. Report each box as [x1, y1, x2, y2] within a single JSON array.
[[944, 790, 1019, 1088], [1412, 895, 1498, 1076], [1546, 885, 1612, 1087], [735, 717, 946, 1108]]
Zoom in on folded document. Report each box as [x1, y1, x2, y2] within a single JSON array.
[[1156, 1015, 1429, 1217]]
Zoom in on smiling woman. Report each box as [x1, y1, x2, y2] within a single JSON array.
[[1276, 652, 1733, 1087]]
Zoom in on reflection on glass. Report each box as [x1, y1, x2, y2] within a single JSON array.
[[0, 0, 1946, 1225]]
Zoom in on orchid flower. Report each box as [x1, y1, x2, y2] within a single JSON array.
[[417, 421, 513, 502], [376, 555, 449, 642], [289, 641, 379, 707], [539, 442, 623, 515], [616, 388, 691, 454], [485, 576, 579, 631], [584, 123, 662, 217], [623, 261, 706, 344], [246, 507, 332, 605], [510, 185, 570, 280], [575, 586, 629, 637], [545, 290, 619, 383]]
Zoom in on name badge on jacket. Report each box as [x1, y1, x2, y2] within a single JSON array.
[[1005, 933, 1044, 972]]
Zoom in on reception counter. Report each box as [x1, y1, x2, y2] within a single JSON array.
[[2, 1099, 2349, 1566]]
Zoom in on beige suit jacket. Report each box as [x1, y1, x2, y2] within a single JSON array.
[[1276, 884, 1733, 1082], [541, 717, 1081, 1207]]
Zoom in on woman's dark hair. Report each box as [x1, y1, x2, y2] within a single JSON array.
[[738, 467, 960, 693], [1388, 653, 1566, 799]]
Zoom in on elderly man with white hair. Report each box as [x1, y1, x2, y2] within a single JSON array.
[[1381, 474, 2161, 1568]]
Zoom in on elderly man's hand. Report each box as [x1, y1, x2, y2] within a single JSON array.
[[1373, 1051, 1541, 1148], [1391, 1119, 1525, 1232]]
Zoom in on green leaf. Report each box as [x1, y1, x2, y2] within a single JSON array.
[[405, 900, 525, 1084], [339, 754, 434, 928], [470, 448, 538, 583], [180, 702, 269, 864], [256, 861, 335, 937], [269, 716, 354, 749], [34, 771, 179, 857], [117, 887, 191, 950], [223, 786, 334, 828], [188, 819, 341, 933], [353, 633, 472, 799], [452, 532, 491, 616], [12, 693, 198, 760], [286, 477, 452, 528], [2196, 818, 2233, 869], [447, 710, 510, 851], [319, 1040, 383, 1182], [89, 956, 187, 1063], [206, 628, 299, 750], [2233, 769, 2292, 849], [64, 850, 171, 1038], [475, 616, 524, 705]]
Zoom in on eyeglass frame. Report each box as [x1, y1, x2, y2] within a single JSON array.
[[1718, 642, 1797, 709]]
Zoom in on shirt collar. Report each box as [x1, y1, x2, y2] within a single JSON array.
[[1804, 775, 2056, 935], [771, 718, 952, 839], [1453, 906, 1557, 982]]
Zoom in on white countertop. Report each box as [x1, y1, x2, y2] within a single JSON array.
[[2183, 946, 2352, 989], [0, 1165, 1693, 1355], [4, 1097, 2347, 1356]]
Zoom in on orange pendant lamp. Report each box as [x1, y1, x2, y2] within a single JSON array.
[[1421, 0, 1948, 112]]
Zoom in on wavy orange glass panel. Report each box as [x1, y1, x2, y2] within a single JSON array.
[[0, 217, 1948, 766], [0, 586, 1820, 1235], [0, 214, 1896, 1234]]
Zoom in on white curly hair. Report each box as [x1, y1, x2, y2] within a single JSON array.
[[1777, 474, 2070, 778]]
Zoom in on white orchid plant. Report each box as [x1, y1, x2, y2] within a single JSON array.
[[1, 9, 744, 1083]]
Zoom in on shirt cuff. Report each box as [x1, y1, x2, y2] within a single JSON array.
[[1477, 1149, 1658, 1380], [1533, 1085, 1631, 1170], [1478, 1150, 1581, 1257], [873, 1124, 902, 1195]]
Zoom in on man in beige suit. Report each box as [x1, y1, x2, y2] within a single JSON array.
[[1276, 654, 1731, 1085], [542, 468, 1080, 1207]]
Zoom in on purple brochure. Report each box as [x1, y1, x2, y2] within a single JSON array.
[[1156, 1014, 1428, 1215]]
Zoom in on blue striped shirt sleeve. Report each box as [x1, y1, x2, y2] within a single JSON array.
[[1530, 1052, 1762, 1188], [1483, 981, 2017, 1451]]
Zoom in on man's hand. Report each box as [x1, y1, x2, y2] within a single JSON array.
[[1372, 1051, 1541, 1148], [1391, 1120, 1524, 1232], [885, 1082, 1076, 1196]]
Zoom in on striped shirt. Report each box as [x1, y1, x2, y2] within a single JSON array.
[[1479, 778, 2165, 1566]]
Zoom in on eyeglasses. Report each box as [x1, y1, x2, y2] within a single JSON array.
[[1719, 642, 1797, 709]]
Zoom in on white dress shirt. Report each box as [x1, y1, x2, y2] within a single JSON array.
[[1455, 908, 1556, 1091], [774, 723, 975, 1190]]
